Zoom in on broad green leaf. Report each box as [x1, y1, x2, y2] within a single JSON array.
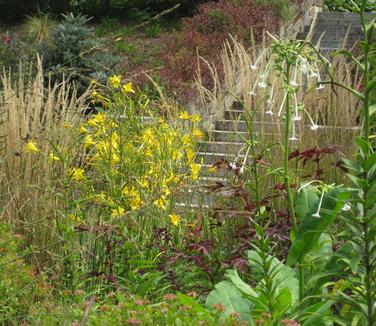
[[226, 270, 259, 298], [370, 104, 376, 116], [248, 250, 299, 310], [301, 300, 335, 326], [206, 281, 254, 322], [296, 188, 319, 221], [287, 187, 350, 266]]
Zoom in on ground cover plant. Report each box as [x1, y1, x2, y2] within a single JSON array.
[[0, 0, 375, 325]]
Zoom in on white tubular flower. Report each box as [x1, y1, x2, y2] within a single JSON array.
[[292, 93, 302, 121], [304, 108, 319, 131], [290, 65, 299, 87], [266, 110, 274, 115], [289, 121, 298, 141], [277, 93, 287, 117], [250, 49, 267, 71], [300, 56, 308, 74], [312, 190, 325, 218], [342, 203, 351, 211]]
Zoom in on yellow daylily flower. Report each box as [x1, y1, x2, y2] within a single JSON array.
[[169, 214, 180, 226], [190, 163, 201, 180], [111, 206, 125, 218], [68, 214, 82, 223], [190, 113, 202, 123], [24, 140, 39, 153], [80, 125, 89, 134], [68, 168, 85, 181], [153, 195, 167, 210], [48, 152, 60, 162], [179, 111, 190, 120], [191, 128, 204, 139], [108, 75, 122, 89], [83, 134, 95, 148], [123, 82, 135, 94]]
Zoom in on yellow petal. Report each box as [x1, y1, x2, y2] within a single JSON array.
[[123, 82, 135, 94], [24, 141, 39, 153]]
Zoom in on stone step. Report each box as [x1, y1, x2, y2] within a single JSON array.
[[215, 120, 284, 133], [197, 151, 246, 165], [317, 12, 374, 20], [206, 130, 250, 143], [199, 141, 245, 154], [224, 110, 245, 120]]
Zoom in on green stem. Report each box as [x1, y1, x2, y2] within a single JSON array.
[[360, 10, 373, 325], [299, 264, 305, 304], [283, 64, 297, 231], [360, 12, 370, 144]]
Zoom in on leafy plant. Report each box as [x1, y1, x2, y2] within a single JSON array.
[[38, 13, 120, 94], [325, 0, 376, 11]]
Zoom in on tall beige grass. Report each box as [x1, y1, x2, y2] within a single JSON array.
[[194, 36, 361, 213], [195, 36, 360, 156], [0, 58, 90, 268]]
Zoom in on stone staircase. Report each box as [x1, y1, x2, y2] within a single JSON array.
[[184, 11, 373, 211], [296, 12, 375, 53]]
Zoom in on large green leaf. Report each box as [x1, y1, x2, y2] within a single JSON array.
[[287, 187, 350, 266], [226, 270, 259, 297], [296, 188, 319, 221], [248, 250, 299, 311], [206, 280, 254, 322]]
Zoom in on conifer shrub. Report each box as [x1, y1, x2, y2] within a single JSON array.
[[38, 13, 120, 94]]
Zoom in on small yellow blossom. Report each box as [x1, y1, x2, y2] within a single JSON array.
[[186, 147, 195, 162], [140, 178, 149, 188], [108, 75, 122, 89], [182, 134, 191, 146], [94, 192, 106, 203], [68, 214, 82, 223], [24, 140, 39, 153], [63, 122, 73, 129], [190, 163, 201, 180], [111, 206, 125, 218], [92, 90, 99, 98], [130, 195, 143, 211], [169, 214, 180, 226], [143, 128, 155, 143], [68, 168, 85, 181], [191, 128, 204, 139], [48, 152, 60, 162], [190, 113, 202, 123], [179, 111, 190, 120], [208, 166, 217, 173], [123, 82, 135, 94], [154, 195, 167, 210], [87, 112, 104, 127], [80, 125, 89, 134], [111, 152, 120, 164], [83, 135, 95, 148]]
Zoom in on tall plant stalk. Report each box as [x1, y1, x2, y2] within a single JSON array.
[[283, 63, 297, 231]]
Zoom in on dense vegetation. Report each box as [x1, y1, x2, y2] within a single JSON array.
[[0, 0, 375, 325]]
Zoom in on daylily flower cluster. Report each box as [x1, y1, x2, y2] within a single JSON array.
[[24, 77, 204, 228]]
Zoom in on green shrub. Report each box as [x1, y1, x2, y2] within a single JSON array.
[[38, 13, 120, 94], [0, 222, 50, 324], [324, 0, 376, 11]]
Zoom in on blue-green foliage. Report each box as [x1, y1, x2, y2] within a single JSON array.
[[38, 13, 120, 93]]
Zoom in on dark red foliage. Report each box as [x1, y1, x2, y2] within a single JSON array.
[[289, 146, 342, 179], [159, 0, 279, 100]]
